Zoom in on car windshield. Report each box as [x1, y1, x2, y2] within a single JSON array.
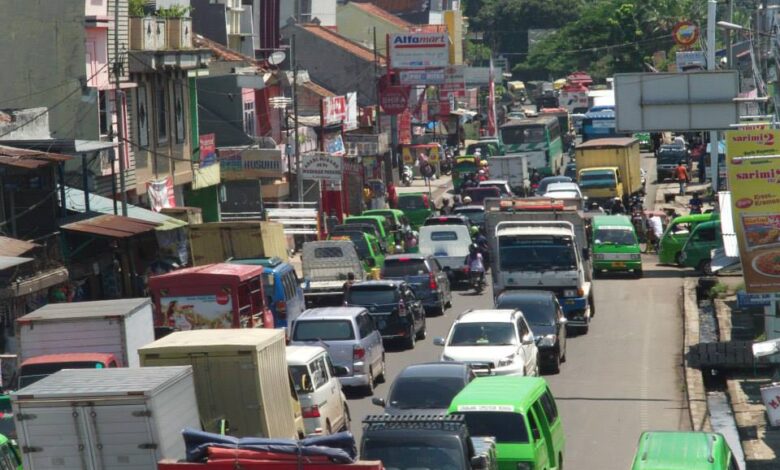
[[19, 361, 106, 388], [293, 320, 355, 341], [594, 228, 637, 245], [454, 209, 486, 225], [382, 259, 429, 277], [449, 322, 516, 346], [398, 196, 427, 210], [289, 365, 314, 394], [496, 298, 555, 326], [578, 171, 615, 188], [658, 150, 686, 164], [538, 177, 571, 193], [362, 436, 465, 470], [388, 377, 467, 409], [346, 219, 380, 234], [501, 125, 546, 144], [464, 188, 500, 204], [499, 235, 577, 271], [347, 287, 398, 306], [455, 412, 530, 443]]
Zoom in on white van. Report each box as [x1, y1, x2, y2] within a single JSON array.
[[286, 345, 351, 435], [418, 224, 472, 282]]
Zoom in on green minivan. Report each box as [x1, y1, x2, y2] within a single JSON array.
[[328, 231, 385, 272], [658, 213, 719, 265], [591, 215, 642, 277], [362, 208, 411, 250], [448, 376, 565, 470], [397, 192, 437, 231], [680, 220, 722, 274], [344, 215, 395, 254], [631, 431, 738, 470]]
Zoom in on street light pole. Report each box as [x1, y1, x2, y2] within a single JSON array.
[[707, 0, 720, 193]]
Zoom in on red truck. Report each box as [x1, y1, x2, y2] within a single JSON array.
[[159, 459, 383, 470]]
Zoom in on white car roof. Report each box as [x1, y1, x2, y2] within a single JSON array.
[[497, 226, 573, 238], [286, 345, 328, 365], [456, 309, 519, 323], [545, 182, 580, 192], [479, 179, 509, 186], [544, 190, 580, 200]]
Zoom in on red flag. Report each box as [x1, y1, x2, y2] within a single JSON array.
[[487, 58, 497, 136]]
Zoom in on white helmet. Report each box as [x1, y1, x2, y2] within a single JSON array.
[[463, 196, 473, 204]]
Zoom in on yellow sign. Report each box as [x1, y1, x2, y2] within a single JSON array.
[[401, 144, 441, 164], [726, 129, 780, 293]]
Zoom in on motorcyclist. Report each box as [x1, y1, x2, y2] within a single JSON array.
[[466, 243, 485, 287], [440, 198, 453, 215], [475, 229, 490, 267], [610, 197, 626, 215], [462, 196, 473, 206]]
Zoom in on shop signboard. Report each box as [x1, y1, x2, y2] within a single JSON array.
[[441, 66, 466, 97], [401, 144, 441, 165], [388, 32, 450, 70], [322, 95, 347, 126], [301, 152, 343, 182], [399, 69, 445, 85], [380, 86, 409, 115], [218, 148, 283, 180], [345, 92, 359, 131], [726, 129, 780, 293]]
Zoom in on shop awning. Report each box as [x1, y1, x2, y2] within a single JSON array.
[[0, 256, 33, 270], [0, 145, 71, 169], [62, 186, 188, 231], [0, 237, 39, 257], [60, 214, 160, 238]]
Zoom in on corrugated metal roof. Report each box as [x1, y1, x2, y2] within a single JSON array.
[[60, 214, 160, 238], [63, 186, 187, 231], [139, 329, 284, 353], [576, 137, 638, 148], [0, 145, 71, 168], [0, 236, 39, 257], [718, 191, 739, 257], [301, 24, 387, 65], [12, 366, 192, 397], [351, 2, 413, 29], [0, 256, 33, 270], [149, 262, 264, 284], [17, 297, 151, 322]]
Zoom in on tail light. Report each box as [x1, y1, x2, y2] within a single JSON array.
[[302, 405, 321, 418], [423, 194, 430, 208], [276, 301, 287, 319], [429, 272, 438, 289], [353, 345, 366, 360]]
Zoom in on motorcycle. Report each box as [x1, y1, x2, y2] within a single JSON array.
[[440, 149, 453, 175], [401, 165, 413, 187], [469, 269, 485, 294], [629, 196, 646, 242]]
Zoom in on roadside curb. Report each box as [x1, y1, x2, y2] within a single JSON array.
[[683, 278, 713, 432]]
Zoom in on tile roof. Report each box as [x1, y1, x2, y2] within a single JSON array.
[[350, 2, 413, 29], [193, 34, 268, 70], [300, 24, 386, 65], [368, 0, 429, 14]]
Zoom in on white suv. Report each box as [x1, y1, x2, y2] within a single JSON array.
[[434, 309, 539, 376]]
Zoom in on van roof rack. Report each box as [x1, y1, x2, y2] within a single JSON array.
[[362, 414, 466, 432]]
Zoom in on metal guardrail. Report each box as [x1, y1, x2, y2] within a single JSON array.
[[265, 204, 318, 236]]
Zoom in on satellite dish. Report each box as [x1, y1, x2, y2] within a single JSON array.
[[268, 51, 286, 66]]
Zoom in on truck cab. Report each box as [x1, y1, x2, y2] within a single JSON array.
[[578, 167, 622, 207], [679, 220, 722, 273], [18, 352, 120, 389], [361, 414, 497, 470]]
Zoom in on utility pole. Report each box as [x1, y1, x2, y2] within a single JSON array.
[[707, 0, 720, 193], [114, 0, 128, 216], [291, 33, 303, 202], [727, 0, 734, 69]]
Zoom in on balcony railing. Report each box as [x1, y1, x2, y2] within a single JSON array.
[[129, 16, 192, 51]]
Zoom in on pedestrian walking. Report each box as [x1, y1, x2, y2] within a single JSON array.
[[675, 161, 689, 195]]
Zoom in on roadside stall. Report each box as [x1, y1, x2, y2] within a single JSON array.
[[148, 263, 273, 331]]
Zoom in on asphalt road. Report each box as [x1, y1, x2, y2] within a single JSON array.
[[345, 152, 689, 469]]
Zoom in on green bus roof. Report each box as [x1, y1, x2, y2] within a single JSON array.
[[670, 213, 719, 225], [632, 431, 730, 470], [448, 376, 548, 415]]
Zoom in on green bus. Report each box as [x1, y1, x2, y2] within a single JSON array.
[[499, 116, 564, 176]]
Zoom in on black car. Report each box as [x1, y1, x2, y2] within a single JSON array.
[[564, 162, 577, 181], [453, 205, 486, 231], [371, 362, 475, 414], [344, 280, 426, 349], [495, 290, 568, 373]]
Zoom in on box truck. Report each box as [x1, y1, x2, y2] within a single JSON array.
[[139, 329, 303, 439], [575, 137, 642, 209], [16, 298, 155, 388], [12, 366, 200, 470], [189, 221, 288, 265]]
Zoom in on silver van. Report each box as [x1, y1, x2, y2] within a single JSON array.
[[290, 307, 386, 395]]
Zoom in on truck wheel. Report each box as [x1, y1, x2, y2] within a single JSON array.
[[364, 368, 375, 395], [376, 355, 386, 383], [549, 352, 561, 374]]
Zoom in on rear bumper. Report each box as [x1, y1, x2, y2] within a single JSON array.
[[538, 345, 560, 365], [559, 296, 590, 325], [338, 374, 370, 387], [593, 260, 642, 271]]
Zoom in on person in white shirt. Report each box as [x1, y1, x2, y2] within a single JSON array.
[[646, 215, 664, 253]]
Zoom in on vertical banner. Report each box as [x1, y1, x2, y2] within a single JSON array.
[[726, 129, 780, 293], [487, 58, 497, 137], [199, 134, 217, 167], [147, 176, 176, 212]]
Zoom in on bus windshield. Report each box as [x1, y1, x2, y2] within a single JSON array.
[[578, 170, 616, 189], [499, 235, 577, 271], [501, 125, 546, 145]]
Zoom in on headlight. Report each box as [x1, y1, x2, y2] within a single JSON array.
[[537, 334, 557, 347], [497, 355, 515, 367], [441, 354, 455, 361], [594, 253, 605, 260], [563, 289, 577, 297]]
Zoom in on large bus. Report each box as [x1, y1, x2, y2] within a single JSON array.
[[581, 108, 629, 142], [499, 116, 564, 175]]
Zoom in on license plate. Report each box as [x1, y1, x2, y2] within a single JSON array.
[[611, 262, 626, 268]]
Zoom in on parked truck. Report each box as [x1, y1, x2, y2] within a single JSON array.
[[139, 329, 305, 439], [360, 414, 497, 470], [575, 137, 642, 209], [189, 221, 288, 265], [485, 198, 595, 333], [488, 154, 530, 196], [15, 298, 155, 388], [301, 240, 365, 308], [12, 366, 200, 470]]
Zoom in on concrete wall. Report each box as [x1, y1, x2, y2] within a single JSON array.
[[197, 75, 253, 147], [280, 0, 336, 28], [281, 24, 381, 107], [0, 108, 52, 140], [0, 1, 98, 140], [336, 3, 407, 56]]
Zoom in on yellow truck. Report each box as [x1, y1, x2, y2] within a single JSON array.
[[189, 221, 288, 265], [575, 137, 642, 209]]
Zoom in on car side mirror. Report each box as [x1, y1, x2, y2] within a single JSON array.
[[522, 334, 535, 345], [470, 456, 488, 470], [371, 397, 386, 407], [333, 365, 349, 377], [433, 337, 446, 346]]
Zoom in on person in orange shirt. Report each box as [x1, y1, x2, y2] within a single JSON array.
[[675, 161, 689, 195]]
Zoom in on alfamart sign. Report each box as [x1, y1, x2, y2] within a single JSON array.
[[388, 33, 450, 70]]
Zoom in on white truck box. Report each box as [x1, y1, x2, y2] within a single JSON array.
[[17, 298, 155, 367], [12, 366, 199, 470], [488, 155, 530, 195], [138, 329, 299, 439]]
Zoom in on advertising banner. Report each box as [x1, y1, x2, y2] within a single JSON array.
[[161, 293, 233, 330], [322, 95, 347, 125], [146, 176, 176, 212], [388, 33, 450, 70], [199, 133, 217, 167], [219, 148, 283, 180], [401, 144, 441, 164], [345, 92, 359, 131], [399, 69, 445, 86], [726, 129, 780, 293], [301, 152, 343, 181], [441, 66, 466, 97]]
